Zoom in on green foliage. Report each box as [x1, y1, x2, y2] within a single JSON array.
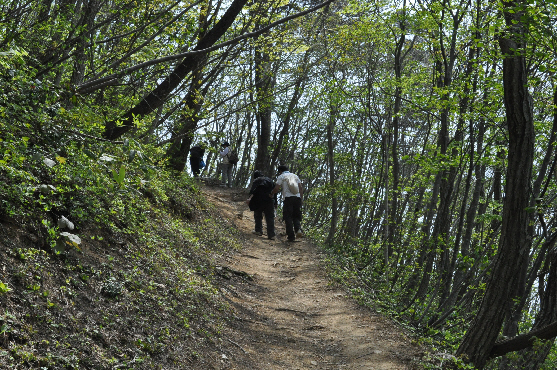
[[1, 149, 242, 369], [0, 281, 11, 294], [0, 42, 244, 367]]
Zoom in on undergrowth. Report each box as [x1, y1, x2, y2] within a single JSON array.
[[316, 235, 557, 370], [0, 123, 243, 369]]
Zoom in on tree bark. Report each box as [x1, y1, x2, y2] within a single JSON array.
[[387, 0, 406, 255], [253, 43, 275, 175], [326, 102, 338, 246], [456, 1, 534, 367], [489, 321, 557, 359], [70, 0, 101, 87], [165, 64, 205, 172], [165, 4, 212, 172]]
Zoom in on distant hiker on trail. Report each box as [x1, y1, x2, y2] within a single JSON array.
[[189, 143, 205, 178], [219, 141, 233, 188], [246, 170, 277, 240], [270, 165, 304, 243]]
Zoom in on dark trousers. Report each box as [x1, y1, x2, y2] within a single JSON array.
[[283, 196, 302, 241], [190, 157, 201, 177], [254, 201, 275, 238]]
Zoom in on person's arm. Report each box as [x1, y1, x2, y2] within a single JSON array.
[[298, 181, 304, 203], [269, 183, 281, 197], [247, 180, 260, 204], [245, 194, 253, 206]]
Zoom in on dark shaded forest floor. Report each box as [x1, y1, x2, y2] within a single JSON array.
[[205, 184, 424, 369]]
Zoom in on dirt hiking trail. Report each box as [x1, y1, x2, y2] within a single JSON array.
[[204, 185, 423, 370]]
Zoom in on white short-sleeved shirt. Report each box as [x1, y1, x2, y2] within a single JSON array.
[[220, 147, 230, 164], [276, 171, 301, 198]]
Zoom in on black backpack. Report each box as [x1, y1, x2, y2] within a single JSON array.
[[249, 177, 275, 211], [227, 149, 239, 165]]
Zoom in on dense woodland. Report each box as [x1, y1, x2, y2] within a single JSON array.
[[2, 0, 557, 368]]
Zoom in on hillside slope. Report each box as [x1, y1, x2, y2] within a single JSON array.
[[0, 178, 249, 369]]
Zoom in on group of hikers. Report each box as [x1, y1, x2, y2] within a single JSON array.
[[246, 165, 304, 242], [189, 141, 234, 187], [189, 141, 304, 243]]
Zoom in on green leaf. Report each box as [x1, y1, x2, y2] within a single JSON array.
[[0, 324, 9, 334], [84, 149, 98, 160], [0, 281, 11, 294], [112, 165, 126, 186]]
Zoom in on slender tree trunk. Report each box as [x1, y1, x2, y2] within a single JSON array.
[[70, 0, 100, 87], [387, 0, 407, 255], [165, 63, 206, 171], [270, 74, 305, 169], [432, 4, 469, 308], [326, 102, 338, 245], [235, 110, 255, 185], [165, 4, 212, 172], [253, 43, 275, 175]]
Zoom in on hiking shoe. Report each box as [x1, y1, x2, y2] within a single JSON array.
[[287, 238, 296, 243], [295, 230, 303, 238], [252, 231, 263, 236], [268, 236, 275, 240]]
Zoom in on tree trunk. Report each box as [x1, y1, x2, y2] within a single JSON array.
[[456, 1, 534, 367], [326, 102, 338, 246], [270, 67, 307, 170], [387, 0, 406, 255], [165, 4, 214, 172], [70, 0, 101, 87], [253, 43, 275, 175], [165, 61, 206, 172]]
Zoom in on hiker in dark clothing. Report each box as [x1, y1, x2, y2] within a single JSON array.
[[189, 143, 205, 177], [246, 170, 277, 240]]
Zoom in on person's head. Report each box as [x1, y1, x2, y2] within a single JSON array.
[[277, 165, 289, 174], [221, 141, 230, 147], [252, 170, 264, 179]]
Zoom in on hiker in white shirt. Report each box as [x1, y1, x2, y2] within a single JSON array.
[[270, 165, 303, 242], [219, 142, 233, 188]]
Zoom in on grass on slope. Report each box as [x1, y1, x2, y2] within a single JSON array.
[[0, 168, 243, 369]]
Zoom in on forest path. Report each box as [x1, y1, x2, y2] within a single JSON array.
[[203, 185, 422, 370]]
